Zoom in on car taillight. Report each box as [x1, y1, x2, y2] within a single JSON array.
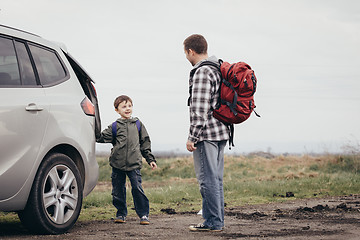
[[81, 96, 95, 116]]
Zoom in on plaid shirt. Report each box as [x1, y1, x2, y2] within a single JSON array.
[[188, 57, 229, 144]]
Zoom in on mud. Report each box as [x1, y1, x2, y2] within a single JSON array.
[[1, 195, 359, 240]]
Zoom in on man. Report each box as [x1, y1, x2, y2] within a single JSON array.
[[184, 34, 229, 232]]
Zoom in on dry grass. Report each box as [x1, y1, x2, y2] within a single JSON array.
[[223, 154, 338, 181]]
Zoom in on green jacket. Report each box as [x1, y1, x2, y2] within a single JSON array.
[[97, 117, 156, 171]]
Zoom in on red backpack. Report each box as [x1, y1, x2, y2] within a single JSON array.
[[213, 60, 259, 124], [189, 59, 260, 148]]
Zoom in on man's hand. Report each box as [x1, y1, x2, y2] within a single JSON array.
[[150, 161, 157, 170], [186, 140, 197, 152]]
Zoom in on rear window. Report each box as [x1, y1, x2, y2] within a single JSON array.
[[29, 44, 67, 86]]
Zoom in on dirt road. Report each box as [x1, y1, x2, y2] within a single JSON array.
[[1, 195, 359, 240]]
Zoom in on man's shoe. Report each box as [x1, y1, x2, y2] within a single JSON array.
[[140, 215, 150, 225], [189, 223, 222, 232], [114, 216, 126, 223]]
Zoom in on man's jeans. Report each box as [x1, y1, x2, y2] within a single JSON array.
[[111, 168, 149, 218], [193, 140, 227, 230]]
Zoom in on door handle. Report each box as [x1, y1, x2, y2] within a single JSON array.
[[25, 103, 44, 111]]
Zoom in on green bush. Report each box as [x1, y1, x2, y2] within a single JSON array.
[[325, 155, 360, 174]]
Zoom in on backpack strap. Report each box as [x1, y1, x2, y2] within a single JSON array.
[[135, 119, 141, 132], [221, 78, 238, 116], [111, 120, 141, 146], [111, 122, 117, 145], [228, 124, 235, 150]]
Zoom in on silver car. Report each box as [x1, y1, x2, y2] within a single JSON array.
[[0, 25, 101, 234]]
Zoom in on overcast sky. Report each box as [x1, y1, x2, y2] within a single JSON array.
[[2, 0, 359, 154]]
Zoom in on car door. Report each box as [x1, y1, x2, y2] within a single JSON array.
[[64, 53, 101, 138], [0, 36, 49, 201]]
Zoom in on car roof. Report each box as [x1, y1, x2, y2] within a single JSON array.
[[0, 24, 40, 37], [0, 24, 67, 52]]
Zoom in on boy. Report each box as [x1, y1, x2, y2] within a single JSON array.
[[97, 95, 157, 225]]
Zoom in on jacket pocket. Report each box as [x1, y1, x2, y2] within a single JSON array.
[[110, 143, 127, 169]]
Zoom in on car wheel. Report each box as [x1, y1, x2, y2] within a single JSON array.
[[18, 153, 83, 234]]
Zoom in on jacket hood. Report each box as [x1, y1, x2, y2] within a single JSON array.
[[116, 117, 139, 123], [193, 55, 219, 69]]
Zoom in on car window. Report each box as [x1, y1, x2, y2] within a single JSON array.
[[0, 36, 21, 86], [14, 41, 37, 86], [29, 44, 67, 86]]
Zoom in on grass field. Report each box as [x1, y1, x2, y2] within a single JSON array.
[[79, 152, 360, 221], [1, 152, 359, 222]]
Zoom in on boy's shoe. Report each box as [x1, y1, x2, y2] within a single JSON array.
[[140, 215, 150, 225], [189, 223, 222, 232], [114, 216, 126, 223]]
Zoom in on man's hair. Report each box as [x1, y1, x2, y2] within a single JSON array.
[[114, 95, 133, 109], [183, 34, 207, 54]]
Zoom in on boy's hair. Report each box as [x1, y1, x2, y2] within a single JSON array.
[[183, 34, 208, 54], [114, 95, 133, 109]]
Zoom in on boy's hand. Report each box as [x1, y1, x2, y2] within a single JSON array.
[[150, 161, 157, 170]]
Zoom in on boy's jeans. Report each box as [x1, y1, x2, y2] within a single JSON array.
[[111, 168, 149, 218], [193, 140, 227, 230]]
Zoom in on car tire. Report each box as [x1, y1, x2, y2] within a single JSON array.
[[18, 153, 83, 234]]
